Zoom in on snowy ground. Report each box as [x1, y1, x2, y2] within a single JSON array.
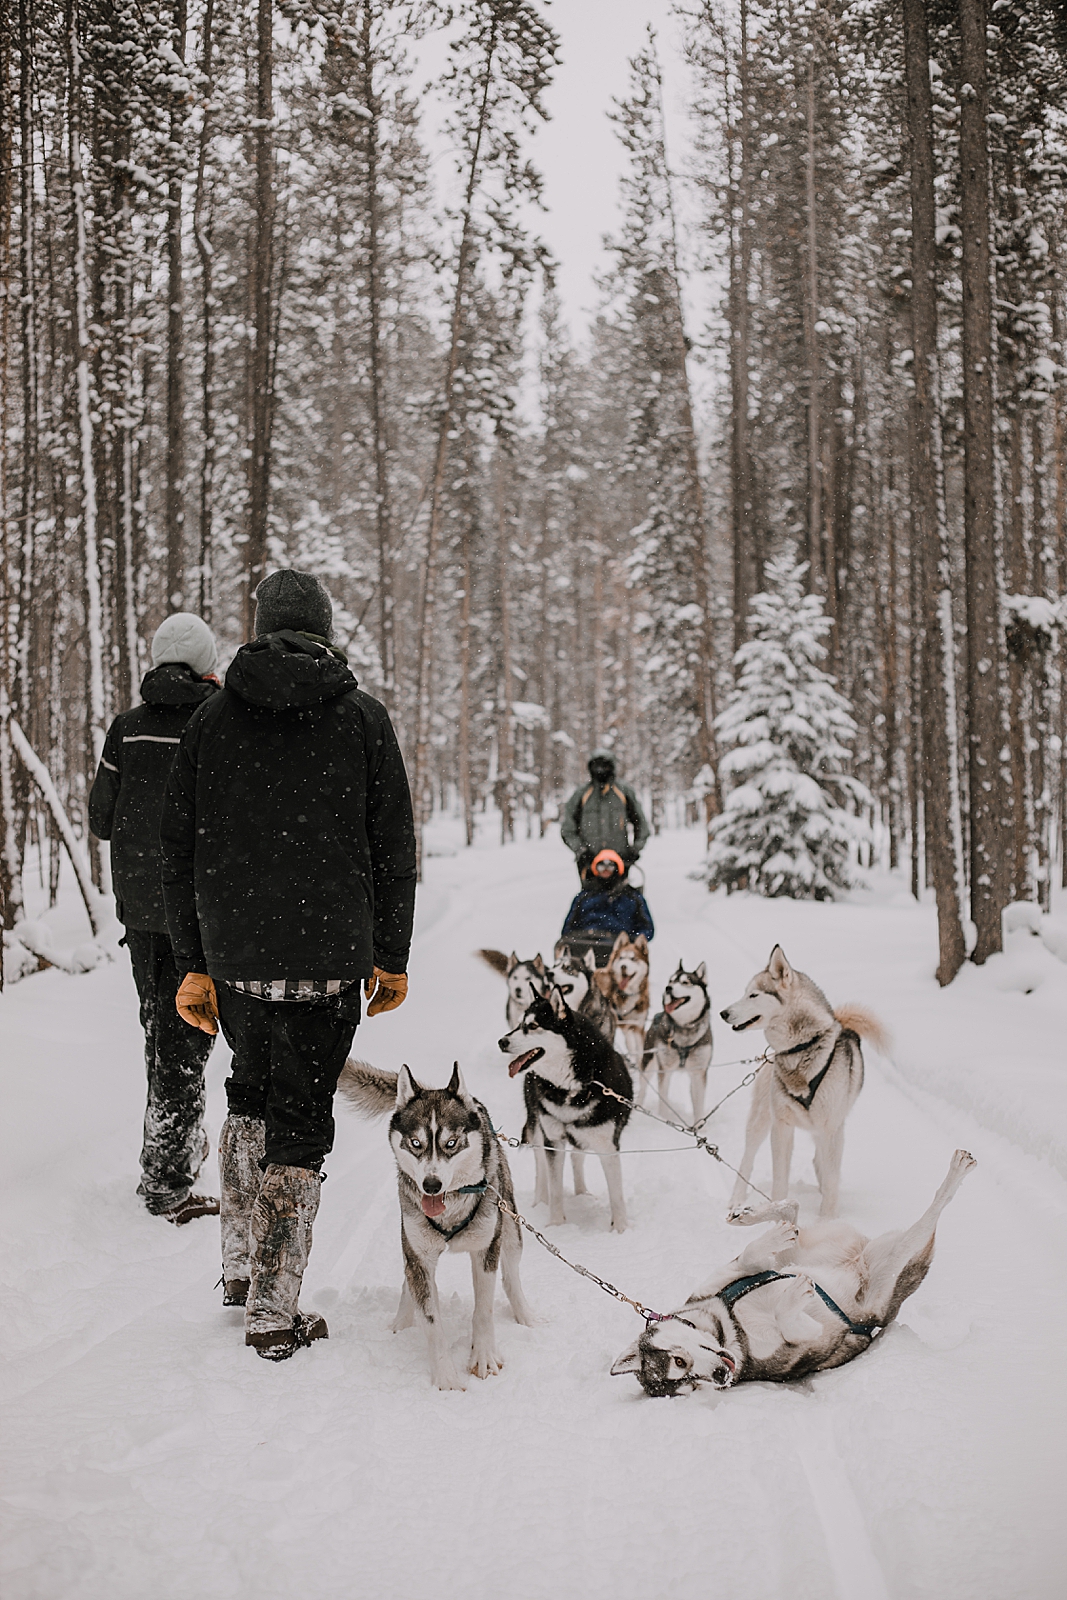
[[2, 824, 1066, 1600]]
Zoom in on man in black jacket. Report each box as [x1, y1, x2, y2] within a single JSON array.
[[160, 569, 416, 1361], [89, 612, 221, 1224]]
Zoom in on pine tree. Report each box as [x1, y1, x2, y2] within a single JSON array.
[[705, 548, 870, 900]]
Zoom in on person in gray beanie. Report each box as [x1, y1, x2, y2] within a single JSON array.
[[161, 569, 416, 1361], [89, 613, 221, 1225]]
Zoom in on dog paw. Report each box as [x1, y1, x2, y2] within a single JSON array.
[[469, 1347, 503, 1379], [726, 1206, 754, 1225], [761, 1220, 799, 1256], [433, 1363, 467, 1392], [952, 1149, 977, 1173]]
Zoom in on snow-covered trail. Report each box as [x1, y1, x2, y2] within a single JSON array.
[[2, 827, 1065, 1600]]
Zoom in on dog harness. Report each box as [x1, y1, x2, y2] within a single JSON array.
[[716, 1270, 882, 1339], [662, 1012, 712, 1072], [771, 1029, 835, 1110], [422, 1182, 490, 1242]]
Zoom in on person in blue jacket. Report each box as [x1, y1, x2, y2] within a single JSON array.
[[560, 849, 654, 947]]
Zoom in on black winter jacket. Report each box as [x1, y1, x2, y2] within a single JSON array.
[[159, 630, 416, 982], [89, 664, 219, 931]]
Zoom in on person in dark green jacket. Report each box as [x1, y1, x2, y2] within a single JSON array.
[[559, 749, 651, 879]]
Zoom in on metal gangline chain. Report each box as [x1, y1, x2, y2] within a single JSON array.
[[486, 1184, 668, 1324], [591, 1060, 775, 1205]]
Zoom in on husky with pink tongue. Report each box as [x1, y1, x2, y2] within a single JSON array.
[[338, 1059, 534, 1391]]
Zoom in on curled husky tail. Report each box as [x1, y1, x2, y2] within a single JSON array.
[[476, 948, 510, 975], [337, 1059, 398, 1118], [834, 1005, 891, 1057]]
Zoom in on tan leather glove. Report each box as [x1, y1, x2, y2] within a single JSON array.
[[176, 972, 219, 1035], [364, 968, 408, 1017]]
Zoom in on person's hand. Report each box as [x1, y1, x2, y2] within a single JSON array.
[[364, 968, 408, 1017], [176, 973, 219, 1034]]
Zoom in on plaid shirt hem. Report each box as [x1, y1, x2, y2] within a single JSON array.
[[226, 977, 357, 1003]]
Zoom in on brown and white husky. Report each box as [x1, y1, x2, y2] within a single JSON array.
[[600, 932, 651, 1071]]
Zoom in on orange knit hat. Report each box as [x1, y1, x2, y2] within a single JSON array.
[[591, 849, 626, 877]]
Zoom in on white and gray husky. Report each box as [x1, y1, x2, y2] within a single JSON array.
[[642, 962, 714, 1123], [550, 943, 618, 1041], [339, 1060, 534, 1391], [719, 945, 888, 1219], [612, 1150, 975, 1396]]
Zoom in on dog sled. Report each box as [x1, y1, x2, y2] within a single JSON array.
[[557, 860, 654, 968]]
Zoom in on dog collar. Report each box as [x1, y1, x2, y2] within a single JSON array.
[[716, 1271, 881, 1339]]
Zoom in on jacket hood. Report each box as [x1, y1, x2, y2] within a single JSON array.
[[225, 629, 358, 710], [140, 663, 219, 707]]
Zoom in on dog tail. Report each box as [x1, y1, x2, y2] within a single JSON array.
[[337, 1058, 397, 1118], [835, 1005, 891, 1056], [476, 948, 510, 976]]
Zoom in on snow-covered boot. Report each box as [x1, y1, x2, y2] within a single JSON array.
[[245, 1164, 328, 1359], [219, 1115, 265, 1306]]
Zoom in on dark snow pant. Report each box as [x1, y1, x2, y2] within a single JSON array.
[[125, 928, 214, 1214], [215, 984, 362, 1171]]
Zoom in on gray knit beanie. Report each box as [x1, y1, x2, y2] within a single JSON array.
[[254, 569, 334, 640], [151, 613, 217, 677]]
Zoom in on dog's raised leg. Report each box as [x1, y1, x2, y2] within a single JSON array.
[[814, 1125, 845, 1218], [599, 1150, 628, 1233], [402, 1232, 464, 1390], [571, 1152, 589, 1196], [728, 1065, 772, 1220], [852, 1149, 976, 1327], [500, 1218, 536, 1326], [532, 1142, 549, 1208], [770, 1116, 795, 1203], [468, 1252, 503, 1378]]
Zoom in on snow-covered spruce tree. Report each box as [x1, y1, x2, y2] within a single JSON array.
[[705, 550, 870, 900]]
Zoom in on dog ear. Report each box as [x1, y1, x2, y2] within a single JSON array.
[[694, 960, 707, 984], [610, 931, 627, 958], [549, 984, 569, 1018], [396, 1065, 419, 1108], [533, 953, 546, 975], [767, 945, 793, 986], [447, 1061, 470, 1100], [583, 947, 597, 971], [635, 935, 648, 956], [610, 1341, 643, 1377], [507, 952, 519, 975]]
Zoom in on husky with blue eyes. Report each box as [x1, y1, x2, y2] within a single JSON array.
[[339, 1059, 534, 1390], [612, 1150, 975, 1397]]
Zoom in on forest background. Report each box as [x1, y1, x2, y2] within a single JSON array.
[[2, 0, 1067, 985]]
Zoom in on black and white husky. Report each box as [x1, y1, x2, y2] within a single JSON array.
[[499, 988, 633, 1232], [339, 1060, 534, 1391], [642, 962, 714, 1124], [719, 945, 888, 1220], [612, 1150, 975, 1396]]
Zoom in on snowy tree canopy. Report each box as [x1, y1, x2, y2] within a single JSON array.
[[704, 549, 871, 901]]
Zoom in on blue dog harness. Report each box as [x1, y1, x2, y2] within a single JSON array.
[[717, 1270, 882, 1339]]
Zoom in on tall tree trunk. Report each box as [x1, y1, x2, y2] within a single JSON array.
[[410, 23, 497, 861], [803, 53, 822, 587], [730, 0, 759, 654], [902, 0, 966, 982], [359, 6, 394, 694], [959, 0, 1006, 962], [67, 0, 106, 777], [496, 462, 514, 845], [244, 0, 275, 637], [165, 0, 187, 611], [192, 0, 215, 620]]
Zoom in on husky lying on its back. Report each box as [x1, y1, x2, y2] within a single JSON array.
[[720, 945, 888, 1220], [500, 988, 633, 1232], [613, 1150, 975, 1396], [339, 1059, 534, 1391]]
